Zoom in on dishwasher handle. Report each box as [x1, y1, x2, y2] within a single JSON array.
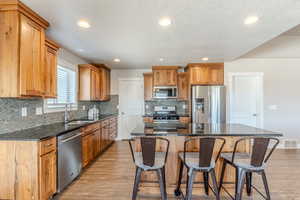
[[59, 133, 82, 143]]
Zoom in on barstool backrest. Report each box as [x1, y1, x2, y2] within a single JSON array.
[[232, 137, 280, 167], [184, 137, 226, 168], [128, 137, 170, 167]]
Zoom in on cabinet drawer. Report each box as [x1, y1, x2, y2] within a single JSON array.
[[39, 137, 56, 156], [81, 123, 100, 134], [101, 119, 109, 127]]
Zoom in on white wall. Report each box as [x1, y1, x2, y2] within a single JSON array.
[[111, 69, 151, 95]]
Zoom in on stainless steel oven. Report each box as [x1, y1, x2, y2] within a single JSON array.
[[153, 86, 177, 99]]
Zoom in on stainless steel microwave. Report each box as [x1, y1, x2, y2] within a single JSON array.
[[153, 86, 177, 99]]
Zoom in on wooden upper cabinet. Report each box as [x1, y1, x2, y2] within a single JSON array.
[[44, 39, 59, 98], [0, 0, 49, 98], [152, 66, 179, 86], [97, 64, 111, 101], [177, 72, 188, 100], [78, 64, 100, 101], [78, 64, 110, 101], [143, 72, 153, 100], [186, 63, 224, 85]]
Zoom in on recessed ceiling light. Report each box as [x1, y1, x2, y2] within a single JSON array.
[[244, 16, 259, 25], [159, 58, 164, 62], [113, 58, 120, 63], [202, 57, 209, 61], [77, 20, 91, 28], [159, 17, 172, 27]]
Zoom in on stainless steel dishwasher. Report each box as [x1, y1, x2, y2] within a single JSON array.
[[57, 129, 82, 192]]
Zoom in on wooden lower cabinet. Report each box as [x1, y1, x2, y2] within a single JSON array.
[[81, 116, 118, 168], [39, 150, 57, 200], [0, 137, 57, 200], [179, 117, 190, 123]]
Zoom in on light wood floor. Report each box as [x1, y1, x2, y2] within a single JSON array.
[[59, 141, 300, 200]]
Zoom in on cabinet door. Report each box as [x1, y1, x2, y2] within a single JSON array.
[[39, 151, 57, 200], [209, 66, 224, 85], [153, 70, 164, 86], [95, 70, 101, 100], [143, 73, 153, 100], [190, 66, 210, 85], [90, 70, 97, 100], [82, 134, 94, 167], [44, 46, 57, 98], [20, 14, 45, 96], [177, 72, 188, 100], [166, 70, 177, 86]]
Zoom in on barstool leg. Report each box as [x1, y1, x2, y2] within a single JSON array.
[[175, 160, 184, 196], [218, 160, 227, 194], [132, 167, 142, 200], [261, 170, 271, 200], [246, 172, 252, 196], [203, 172, 209, 195], [157, 168, 167, 200], [186, 169, 195, 200], [235, 168, 246, 200], [162, 167, 167, 198], [210, 169, 220, 200]]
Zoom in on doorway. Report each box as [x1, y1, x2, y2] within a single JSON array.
[[118, 79, 144, 139], [228, 72, 264, 128]]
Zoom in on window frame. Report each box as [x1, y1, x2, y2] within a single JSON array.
[[44, 58, 78, 113]]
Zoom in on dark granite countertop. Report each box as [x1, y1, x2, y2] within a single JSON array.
[[0, 114, 118, 141], [131, 122, 283, 137]]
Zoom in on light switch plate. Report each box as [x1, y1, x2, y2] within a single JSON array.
[[82, 105, 86, 110], [183, 104, 187, 109], [21, 107, 27, 117], [145, 105, 149, 109], [36, 107, 43, 115]]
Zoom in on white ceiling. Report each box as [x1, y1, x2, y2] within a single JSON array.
[[22, 0, 300, 69]]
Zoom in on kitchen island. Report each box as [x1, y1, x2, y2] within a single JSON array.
[[131, 122, 282, 194]]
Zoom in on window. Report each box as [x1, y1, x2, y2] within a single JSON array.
[[45, 65, 77, 112]]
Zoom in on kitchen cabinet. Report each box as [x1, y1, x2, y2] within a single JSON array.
[[0, 137, 57, 200], [152, 66, 179, 86], [81, 116, 118, 168], [98, 65, 111, 101], [0, 1, 49, 98], [78, 64, 111, 101], [39, 150, 57, 200], [143, 73, 153, 100], [78, 64, 101, 101], [186, 63, 224, 85], [44, 38, 60, 98], [177, 72, 189, 100]]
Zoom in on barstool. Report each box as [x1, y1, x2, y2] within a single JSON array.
[[128, 137, 170, 200], [219, 137, 280, 200], [174, 137, 226, 200]]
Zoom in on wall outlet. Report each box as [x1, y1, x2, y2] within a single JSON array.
[[145, 105, 149, 109], [21, 107, 27, 117], [36, 107, 43, 115], [183, 104, 187, 109], [82, 105, 86, 110]]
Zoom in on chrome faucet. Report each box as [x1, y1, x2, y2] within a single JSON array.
[[64, 104, 71, 123]]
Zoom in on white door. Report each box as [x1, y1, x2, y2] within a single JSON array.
[[229, 73, 263, 128], [118, 79, 144, 139]]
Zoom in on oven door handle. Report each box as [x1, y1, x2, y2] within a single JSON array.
[[59, 133, 82, 143]]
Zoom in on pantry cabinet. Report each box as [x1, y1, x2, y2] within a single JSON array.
[[186, 63, 224, 85], [0, 0, 50, 98], [44, 38, 60, 98], [152, 66, 179, 86]]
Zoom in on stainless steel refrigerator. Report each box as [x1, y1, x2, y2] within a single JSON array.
[[192, 86, 226, 123]]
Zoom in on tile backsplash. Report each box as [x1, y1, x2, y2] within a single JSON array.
[[0, 95, 119, 134], [144, 100, 188, 115]]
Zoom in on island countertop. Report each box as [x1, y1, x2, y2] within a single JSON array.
[[131, 122, 283, 137]]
